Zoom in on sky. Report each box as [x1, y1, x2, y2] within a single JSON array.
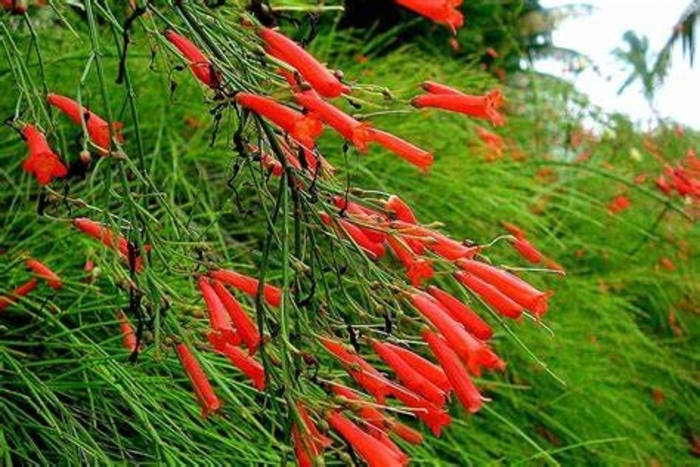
[[536, 0, 700, 129]]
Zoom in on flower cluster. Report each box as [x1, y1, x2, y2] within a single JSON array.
[[4, 4, 562, 466]]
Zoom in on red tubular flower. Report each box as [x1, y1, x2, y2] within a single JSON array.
[[382, 343, 450, 393], [292, 403, 332, 467], [413, 87, 505, 126], [164, 29, 221, 89], [394, 0, 464, 32], [457, 259, 552, 317], [427, 286, 493, 341], [297, 403, 333, 448], [391, 421, 424, 445], [20, 124, 68, 185], [454, 271, 523, 319], [421, 81, 465, 95], [330, 382, 389, 428], [422, 329, 484, 414], [47, 93, 123, 151], [25, 259, 62, 289], [512, 237, 544, 264], [330, 382, 424, 445], [209, 268, 282, 308], [371, 339, 446, 407], [320, 212, 386, 260], [211, 280, 261, 355], [501, 221, 525, 240], [386, 235, 434, 287], [388, 220, 480, 260], [0, 279, 38, 311], [116, 310, 138, 353], [384, 195, 418, 224], [386, 381, 452, 436], [215, 341, 266, 390], [72, 218, 145, 272], [383, 196, 425, 254], [370, 129, 434, 170], [410, 292, 493, 376], [294, 93, 373, 152], [175, 343, 221, 418], [258, 27, 350, 98], [366, 426, 409, 466], [332, 196, 387, 244], [235, 93, 323, 149], [320, 337, 393, 403], [328, 412, 408, 467], [197, 278, 238, 344]]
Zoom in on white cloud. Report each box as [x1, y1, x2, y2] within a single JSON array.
[[537, 0, 700, 129]]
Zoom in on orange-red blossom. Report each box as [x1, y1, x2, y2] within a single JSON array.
[[413, 81, 505, 127], [47, 93, 123, 152], [258, 26, 350, 98], [164, 29, 222, 89], [21, 124, 68, 185]]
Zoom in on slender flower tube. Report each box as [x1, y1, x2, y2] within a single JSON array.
[[388, 235, 433, 285], [501, 221, 526, 240], [258, 27, 350, 98], [386, 382, 452, 436], [164, 29, 221, 89], [0, 279, 38, 311], [211, 280, 260, 355], [410, 292, 493, 376], [386, 236, 434, 287], [216, 342, 266, 390], [320, 212, 386, 260], [209, 268, 282, 308], [394, 0, 464, 32], [197, 278, 238, 344], [294, 93, 373, 152], [454, 271, 523, 319], [331, 196, 387, 244], [383, 196, 425, 254], [319, 337, 393, 403], [72, 218, 145, 272], [47, 93, 123, 151], [20, 124, 68, 185], [292, 403, 332, 467], [370, 129, 434, 169], [235, 93, 323, 149], [413, 87, 505, 126], [388, 220, 480, 260], [384, 195, 418, 224], [371, 339, 446, 406], [175, 343, 221, 418], [423, 329, 484, 414], [116, 310, 138, 353], [512, 237, 544, 264], [382, 343, 450, 392], [330, 382, 389, 427], [457, 260, 552, 317], [327, 412, 408, 467], [366, 426, 409, 466], [427, 286, 493, 341], [420, 81, 466, 95], [25, 259, 62, 289]]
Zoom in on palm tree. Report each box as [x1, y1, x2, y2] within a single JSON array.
[[657, 1, 699, 68]]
